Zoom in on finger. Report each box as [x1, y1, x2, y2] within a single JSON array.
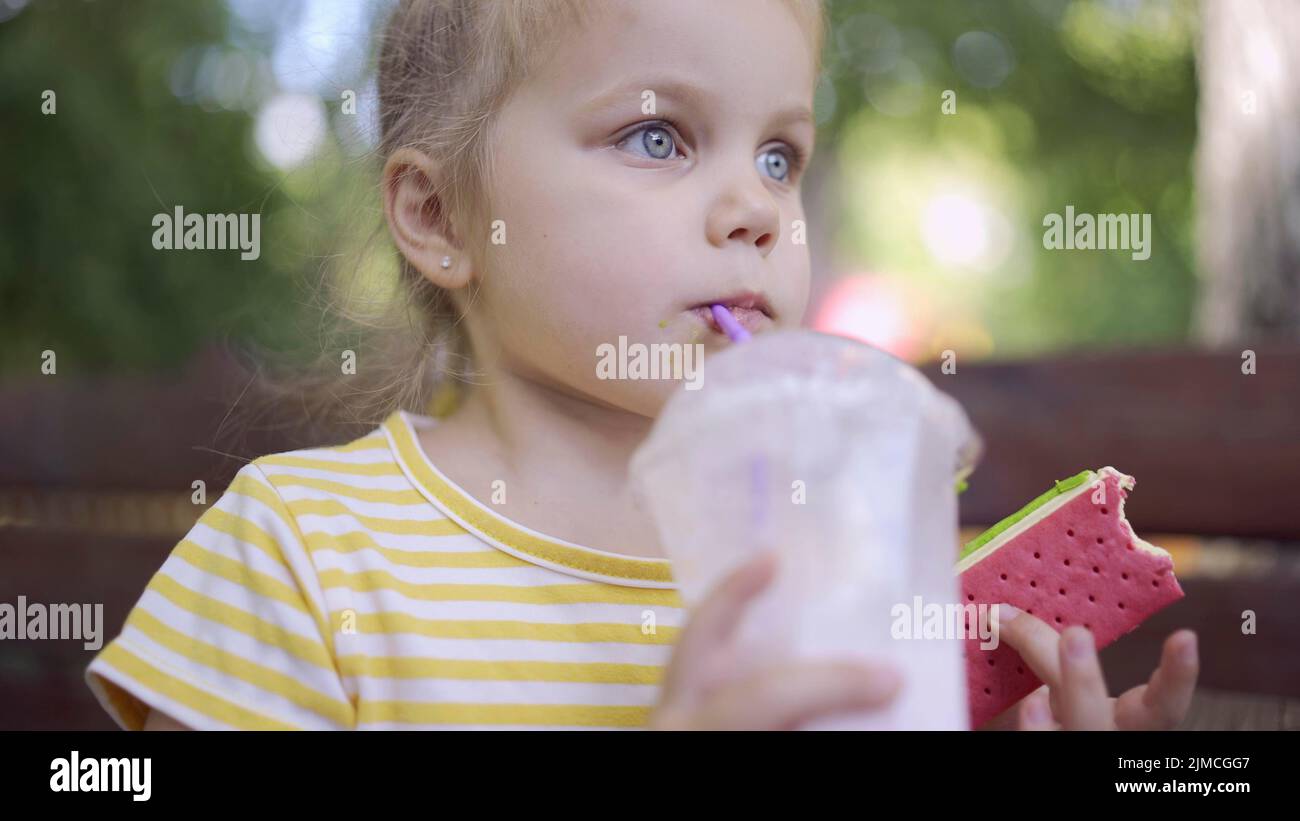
[[699, 660, 903, 730], [663, 552, 779, 693], [1018, 686, 1057, 731], [992, 604, 1064, 688], [1055, 626, 1112, 730], [1116, 630, 1199, 730]]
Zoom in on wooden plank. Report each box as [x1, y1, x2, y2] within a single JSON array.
[[0, 528, 176, 730], [924, 345, 1300, 538], [3, 342, 1299, 537], [0, 344, 368, 493], [1097, 576, 1300, 699], [1178, 689, 1300, 731]]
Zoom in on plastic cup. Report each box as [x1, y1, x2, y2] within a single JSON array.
[[629, 330, 981, 729]]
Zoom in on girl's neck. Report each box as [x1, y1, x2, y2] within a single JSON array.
[[418, 365, 667, 559], [469, 367, 655, 473]]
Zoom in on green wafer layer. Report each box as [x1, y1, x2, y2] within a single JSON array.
[[958, 470, 1094, 562]]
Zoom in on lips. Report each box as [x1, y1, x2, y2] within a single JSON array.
[[689, 292, 774, 335]]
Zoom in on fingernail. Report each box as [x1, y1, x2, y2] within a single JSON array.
[[1065, 628, 1093, 661], [1179, 633, 1198, 665], [993, 603, 1020, 630]]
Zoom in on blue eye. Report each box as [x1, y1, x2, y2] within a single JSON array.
[[757, 148, 793, 182], [619, 123, 680, 160], [616, 120, 805, 182]]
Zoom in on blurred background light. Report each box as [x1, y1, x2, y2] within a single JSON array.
[[255, 92, 327, 170], [952, 30, 1015, 89], [811, 275, 927, 359], [923, 192, 989, 267], [269, 0, 373, 95], [921, 189, 1013, 274], [0, 0, 30, 24]]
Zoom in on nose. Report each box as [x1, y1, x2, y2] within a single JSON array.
[[705, 162, 782, 257]]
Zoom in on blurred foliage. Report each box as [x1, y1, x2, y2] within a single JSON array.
[[0, 0, 336, 376], [0, 0, 1202, 375], [816, 0, 1199, 357]]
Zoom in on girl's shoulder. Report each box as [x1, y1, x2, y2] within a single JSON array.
[[84, 411, 434, 730], [248, 410, 427, 507]]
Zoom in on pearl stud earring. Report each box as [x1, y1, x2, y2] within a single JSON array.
[[440, 256, 452, 269]]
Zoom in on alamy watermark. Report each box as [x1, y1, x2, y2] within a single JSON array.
[[890, 596, 1004, 650], [50, 751, 151, 801], [595, 336, 704, 390], [151, 205, 261, 260], [1042, 205, 1151, 261], [0, 595, 103, 650]]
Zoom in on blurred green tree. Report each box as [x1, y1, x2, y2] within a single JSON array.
[[815, 0, 1199, 357], [0, 0, 313, 376]]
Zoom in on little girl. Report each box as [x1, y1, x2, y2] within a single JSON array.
[[86, 0, 1198, 730]]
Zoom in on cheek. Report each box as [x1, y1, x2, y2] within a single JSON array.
[[479, 163, 686, 340], [763, 209, 812, 325], [481, 211, 638, 341], [785, 256, 812, 325], [470, 204, 632, 400]]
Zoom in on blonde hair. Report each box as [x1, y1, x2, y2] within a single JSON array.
[[246, 0, 825, 441]]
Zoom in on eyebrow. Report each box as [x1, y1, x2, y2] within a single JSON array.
[[579, 77, 813, 130]]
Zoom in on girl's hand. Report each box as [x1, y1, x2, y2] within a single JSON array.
[[649, 552, 904, 730], [982, 604, 1199, 730]]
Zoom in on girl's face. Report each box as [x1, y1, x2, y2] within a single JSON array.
[[471, 0, 817, 416]]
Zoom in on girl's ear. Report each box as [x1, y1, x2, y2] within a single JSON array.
[[383, 147, 472, 290]]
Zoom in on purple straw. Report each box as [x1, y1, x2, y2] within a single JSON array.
[[708, 304, 770, 549], [711, 304, 752, 343]]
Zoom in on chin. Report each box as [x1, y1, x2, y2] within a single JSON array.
[[590, 379, 678, 419]]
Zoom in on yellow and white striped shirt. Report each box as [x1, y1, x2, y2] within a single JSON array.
[[86, 410, 684, 730]]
